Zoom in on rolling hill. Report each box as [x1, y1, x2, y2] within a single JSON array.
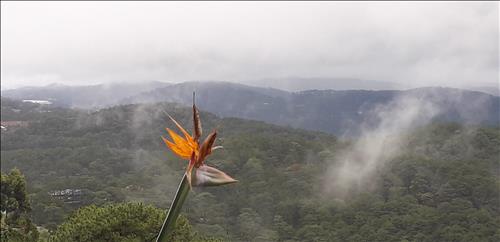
[[2, 81, 499, 136], [1, 98, 499, 241], [123, 82, 500, 136]]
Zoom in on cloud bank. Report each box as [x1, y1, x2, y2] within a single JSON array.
[[1, 2, 498, 89]]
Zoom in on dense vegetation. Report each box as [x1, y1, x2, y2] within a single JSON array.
[[1, 97, 499, 241], [1, 168, 39, 242], [3, 82, 499, 136], [50, 202, 204, 242], [1, 169, 218, 242]]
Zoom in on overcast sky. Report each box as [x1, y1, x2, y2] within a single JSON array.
[[1, 1, 498, 89]]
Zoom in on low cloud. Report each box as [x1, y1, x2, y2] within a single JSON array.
[[1, 2, 498, 89], [323, 95, 439, 199]]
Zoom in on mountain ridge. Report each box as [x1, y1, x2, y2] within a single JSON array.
[[122, 82, 499, 136], [2, 81, 498, 136]]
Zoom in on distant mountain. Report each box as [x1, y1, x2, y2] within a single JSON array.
[[3, 81, 498, 136], [463, 85, 500, 96], [120, 81, 290, 117], [247, 77, 406, 92], [123, 82, 499, 136], [246, 77, 500, 96], [1, 81, 171, 109]]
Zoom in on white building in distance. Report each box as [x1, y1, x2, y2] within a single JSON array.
[[22, 100, 52, 105]]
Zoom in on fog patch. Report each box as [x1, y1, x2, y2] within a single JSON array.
[[323, 95, 439, 199]]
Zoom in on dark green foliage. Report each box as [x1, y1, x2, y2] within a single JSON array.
[[1, 98, 499, 241], [1, 169, 39, 242], [49, 202, 193, 242], [1, 169, 31, 215]]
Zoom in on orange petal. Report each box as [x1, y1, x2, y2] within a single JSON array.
[[167, 114, 195, 143], [166, 128, 193, 155], [162, 136, 191, 160]]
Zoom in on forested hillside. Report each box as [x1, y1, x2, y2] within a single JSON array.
[[1, 97, 499, 241], [3, 82, 499, 136], [123, 83, 500, 136]]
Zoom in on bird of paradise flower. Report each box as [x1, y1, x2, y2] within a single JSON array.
[[156, 93, 237, 241]]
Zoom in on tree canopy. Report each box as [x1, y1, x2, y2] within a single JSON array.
[[1, 168, 39, 242], [50, 202, 194, 242], [1, 99, 499, 241]]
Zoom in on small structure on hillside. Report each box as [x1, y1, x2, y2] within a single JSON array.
[[48, 189, 84, 203], [22, 100, 52, 105], [0, 121, 29, 130]]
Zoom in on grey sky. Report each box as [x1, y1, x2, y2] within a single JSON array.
[[1, 1, 498, 89]]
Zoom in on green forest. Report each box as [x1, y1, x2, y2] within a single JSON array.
[[1, 97, 499, 241]]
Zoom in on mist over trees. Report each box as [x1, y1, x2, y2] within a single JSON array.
[[1, 97, 499, 241], [2, 82, 499, 137]]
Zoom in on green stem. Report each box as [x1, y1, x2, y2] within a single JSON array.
[[156, 173, 191, 242]]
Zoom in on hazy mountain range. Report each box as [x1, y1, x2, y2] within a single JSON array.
[[248, 77, 406, 91], [1, 81, 171, 109], [2, 80, 499, 136], [247, 77, 499, 96]]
